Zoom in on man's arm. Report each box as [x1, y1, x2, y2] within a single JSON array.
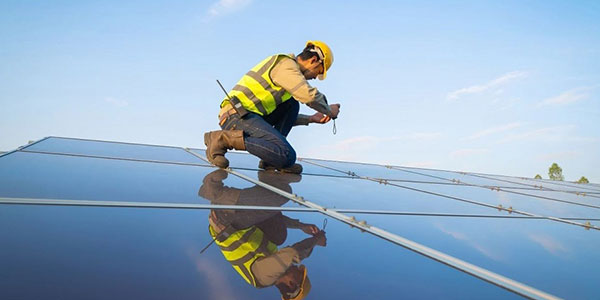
[[251, 232, 326, 287], [271, 56, 333, 117], [295, 114, 311, 126], [282, 215, 320, 235]]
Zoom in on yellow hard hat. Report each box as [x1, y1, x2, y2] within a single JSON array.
[[306, 40, 333, 80], [282, 265, 311, 300]]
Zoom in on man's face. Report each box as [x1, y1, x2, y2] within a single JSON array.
[[282, 265, 303, 290], [301, 57, 324, 80]]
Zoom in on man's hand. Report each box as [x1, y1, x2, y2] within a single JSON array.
[[308, 112, 331, 124], [329, 103, 341, 119], [300, 223, 320, 235], [314, 231, 327, 247], [308, 104, 341, 124]]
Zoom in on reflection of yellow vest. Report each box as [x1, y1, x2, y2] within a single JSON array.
[[221, 54, 294, 116], [209, 225, 278, 287]]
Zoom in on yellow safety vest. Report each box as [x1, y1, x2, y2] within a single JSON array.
[[221, 54, 294, 116], [209, 225, 278, 287]]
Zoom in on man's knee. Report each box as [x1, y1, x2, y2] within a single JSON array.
[[283, 147, 296, 168], [267, 145, 295, 168]]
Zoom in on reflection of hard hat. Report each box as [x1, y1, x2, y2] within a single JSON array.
[[282, 265, 311, 300], [306, 40, 333, 80]]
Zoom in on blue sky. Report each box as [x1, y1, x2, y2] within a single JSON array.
[[1, 0, 599, 182]]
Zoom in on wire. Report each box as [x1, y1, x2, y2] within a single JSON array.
[[332, 119, 337, 135]]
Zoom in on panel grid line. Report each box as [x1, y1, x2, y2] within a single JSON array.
[[300, 159, 599, 231], [389, 166, 600, 206]]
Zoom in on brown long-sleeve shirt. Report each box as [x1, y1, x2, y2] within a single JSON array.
[[251, 233, 320, 287], [219, 54, 332, 125], [270, 54, 332, 126]]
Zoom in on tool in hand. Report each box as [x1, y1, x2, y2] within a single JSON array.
[[217, 79, 248, 118]]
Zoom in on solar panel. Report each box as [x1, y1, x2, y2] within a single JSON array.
[[1, 136, 598, 299]]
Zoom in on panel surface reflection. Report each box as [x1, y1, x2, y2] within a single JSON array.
[[2, 140, 598, 299], [1, 162, 517, 299]]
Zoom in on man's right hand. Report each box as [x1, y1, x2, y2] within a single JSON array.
[[308, 112, 331, 124], [329, 104, 341, 119], [315, 231, 327, 247]]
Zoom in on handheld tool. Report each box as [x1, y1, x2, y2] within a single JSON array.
[[217, 79, 248, 118]]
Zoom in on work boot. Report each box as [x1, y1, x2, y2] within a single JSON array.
[[204, 130, 245, 168], [258, 160, 303, 174]]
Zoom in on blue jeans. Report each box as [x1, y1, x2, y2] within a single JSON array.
[[221, 99, 299, 168]]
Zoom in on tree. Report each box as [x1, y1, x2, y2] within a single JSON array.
[[534, 174, 542, 179], [548, 163, 564, 181], [577, 176, 589, 184]]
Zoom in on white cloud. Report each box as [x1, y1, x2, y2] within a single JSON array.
[[537, 151, 579, 162], [435, 223, 504, 262], [186, 246, 237, 300], [406, 132, 442, 140], [449, 148, 488, 158], [462, 122, 523, 141], [528, 234, 568, 256], [204, 0, 252, 21], [402, 161, 437, 168], [537, 87, 592, 107], [312, 133, 442, 152], [301, 133, 442, 163], [496, 125, 576, 144], [104, 97, 129, 107], [447, 71, 527, 100]]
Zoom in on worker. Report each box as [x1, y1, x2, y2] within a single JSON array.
[[199, 169, 327, 300], [204, 41, 341, 174]]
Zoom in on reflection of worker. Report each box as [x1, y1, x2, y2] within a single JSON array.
[[204, 41, 341, 174], [199, 170, 326, 300]]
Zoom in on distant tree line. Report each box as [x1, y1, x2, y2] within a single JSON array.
[[533, 163, 589, 183]]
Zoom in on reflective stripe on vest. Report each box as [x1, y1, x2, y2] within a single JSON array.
[[221, 54, 294, 116], [209, 225, 278, 287]]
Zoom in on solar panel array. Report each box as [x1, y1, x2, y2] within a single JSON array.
[[1, 136, 599, 299]]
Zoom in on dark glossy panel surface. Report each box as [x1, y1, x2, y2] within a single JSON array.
[[396, 181, 600, 219], [499, 187, 600, 208], [301, 159, 600, 217], [301, 158, 450, 183], [25, 137, 204, 164], [397, 166, 600, 194], [2, 140, 598, 299], [230, 168, 600, 299], [483, 173, 600, 193], [393, 167, 600, 209], [357, 213, 600, 299], [235, 169, 504, 214], [0, 203, 518, 299], [0, 151, 238, 203]]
